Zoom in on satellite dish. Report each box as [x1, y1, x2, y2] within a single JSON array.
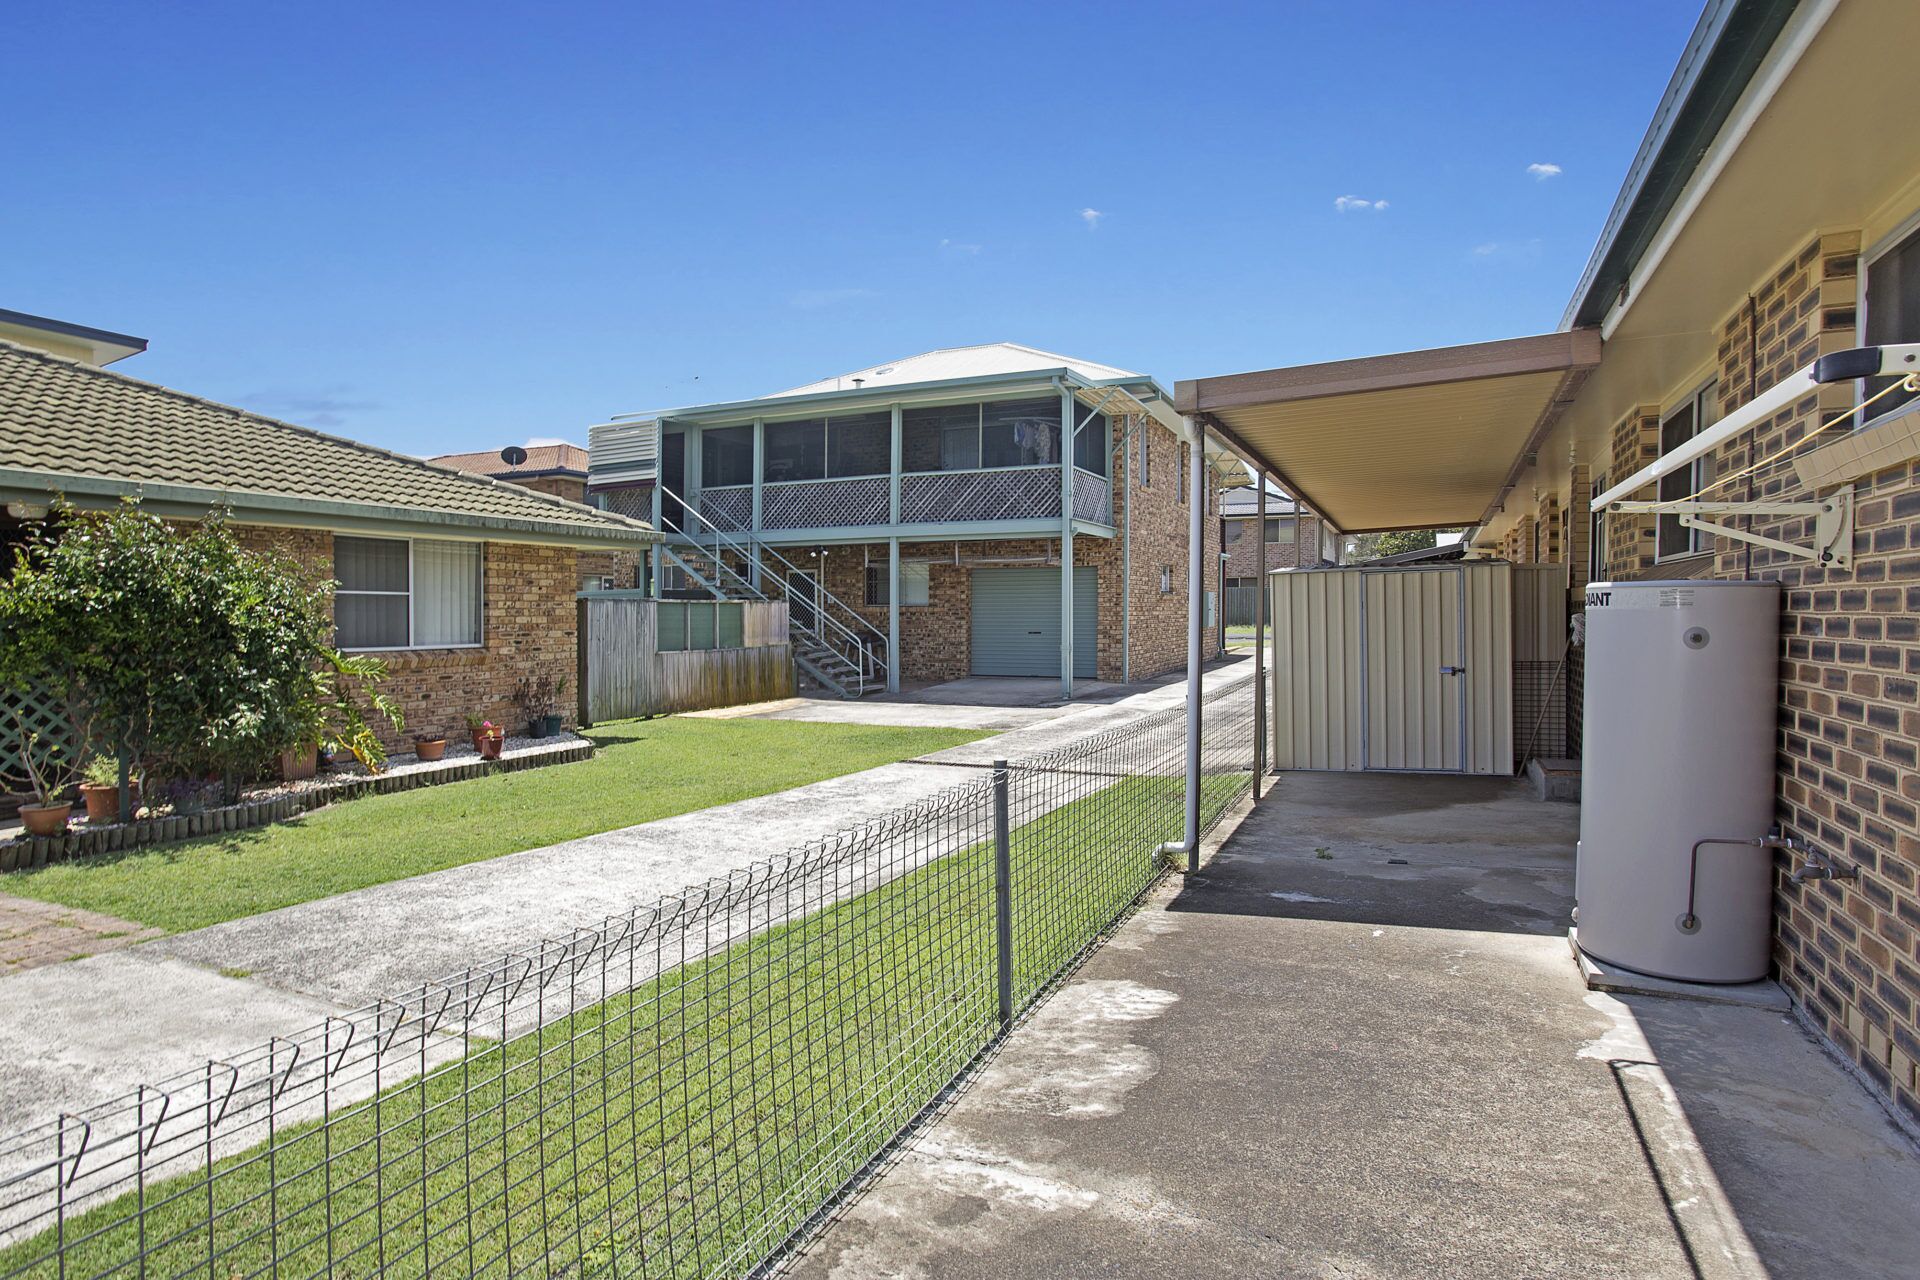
[[500, 445, 529, 467]]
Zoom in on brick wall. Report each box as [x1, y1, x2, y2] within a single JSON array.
[[236, 526, 582, 749], [1601, 406, 1663, 580], [1222, 513, 1321, 577], [1603, 229, 1920, 1122], [801, 420, 1220, 685]]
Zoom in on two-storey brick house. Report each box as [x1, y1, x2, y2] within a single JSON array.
[[589, 344, 1241, 696]]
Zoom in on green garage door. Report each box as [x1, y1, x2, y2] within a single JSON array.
[[970, 567, 1097, 677]]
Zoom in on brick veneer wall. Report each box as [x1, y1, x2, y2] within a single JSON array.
[[804, 418, 1221, 685], [235, 526, 583, 749], [1602, 229, 1920, 1122], [1222, 513, 1321, 577], [1601, 405, 1663, 580]]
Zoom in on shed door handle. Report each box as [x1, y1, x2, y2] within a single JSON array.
[[1439, 665, 1466, 675]]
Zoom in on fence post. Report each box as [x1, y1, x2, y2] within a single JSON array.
[[992, 759, 1013, 1029]]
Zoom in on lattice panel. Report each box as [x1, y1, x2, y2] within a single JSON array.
[[1, 681, 84, 788], [700, 487, 752, 529], [900, 467, 1061, 524], [1072, 470, 1112, 524], [593, 483, 653, 521], [761, 477, 890, 530]]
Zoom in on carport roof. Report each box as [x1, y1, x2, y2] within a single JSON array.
[[1174, 329, 1600, 534]]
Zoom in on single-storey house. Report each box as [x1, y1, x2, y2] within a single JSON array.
[[1174, 0, 1920, 1123], [432, 442, 642, 593], [588, 343, 1251, 696], [0, 311, 659, 745]]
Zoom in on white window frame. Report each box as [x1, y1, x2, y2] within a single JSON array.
[[1137, 425, 1151, 488], [1857, 209, 1920, 432], [336, 535, 486, 652], [1654, 380, 1719, 562], [1589, 470, 1609, 583]]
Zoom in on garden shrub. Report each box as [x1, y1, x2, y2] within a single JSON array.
[[0, 502, 401, 794]]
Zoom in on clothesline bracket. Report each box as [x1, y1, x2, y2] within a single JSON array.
[[1605, 484, 1854, 570]]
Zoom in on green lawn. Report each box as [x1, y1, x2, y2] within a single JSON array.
[[4, 717, 987, 933], [3, 769, 1249, 1280]]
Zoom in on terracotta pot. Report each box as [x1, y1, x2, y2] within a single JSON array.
[[19, 803, 72, 838], [478, 735, 504, 762], [414, 737, 448, 762], [279, 745, 319, 781], [79, 781, 140, 824]]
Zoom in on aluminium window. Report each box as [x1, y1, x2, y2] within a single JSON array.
[[1656, 382, 1719, 560], [335, 536, 482, 650], [1589, 470, 1609, 583], [1223, 519, 1245, 545], [864, 562, 930, 607], [1861, 220, 1920, 427], [1264, 517, 1295, 545], [1138, 427, 1150, 487]]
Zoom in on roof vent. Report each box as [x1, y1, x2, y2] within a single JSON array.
[[851, 377, 866, 388], [500, 445, 528, 466]]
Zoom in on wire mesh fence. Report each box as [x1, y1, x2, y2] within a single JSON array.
[[0, 676, 1258, 1280]]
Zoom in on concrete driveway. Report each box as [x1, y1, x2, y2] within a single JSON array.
[[0, 658, 1254, 1129], [788, 772, 1920, 1280]]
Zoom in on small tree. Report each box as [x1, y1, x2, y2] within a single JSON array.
[[0, 502, 402, 792]]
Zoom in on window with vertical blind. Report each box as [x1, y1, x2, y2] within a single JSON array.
[[1863, 220, 1920, 427], [335, 536, 483, 649]]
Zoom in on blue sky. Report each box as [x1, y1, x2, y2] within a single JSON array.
[[3, 2, 1700, 458]]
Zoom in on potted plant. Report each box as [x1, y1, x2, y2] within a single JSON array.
[[279, 742, 319, 781], [514, 674, 566, 738], [475, 720, 505, 761], [464, 712, 489, 750], [78, 754, 141, 824], [2, 707, 86, 838], [413, 726, 448, 762]]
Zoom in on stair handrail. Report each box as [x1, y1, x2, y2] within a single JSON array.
[[656, 483, 888, 691]]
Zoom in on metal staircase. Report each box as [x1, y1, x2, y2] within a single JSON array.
[[655, 487, 888, 699]]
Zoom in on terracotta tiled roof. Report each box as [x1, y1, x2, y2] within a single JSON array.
[[0, 340, 655, 546], [430, 444, 588, 477]]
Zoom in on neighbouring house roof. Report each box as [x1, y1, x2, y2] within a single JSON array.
[[1219, 484, 1300, 518], [430, 443, 589, 481], [0, 339, 658, 548], [769, 343, 1141, 397], [599, 340, 1249, 488], [0, 307, 147, 366]]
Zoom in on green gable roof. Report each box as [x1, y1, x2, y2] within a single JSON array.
[[0, 338, 658, 549]]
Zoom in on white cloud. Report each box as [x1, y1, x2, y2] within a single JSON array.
[[1472, 242, 1500, 256], [787, 287, 878, 310], [1080, 207, 1105, 229], [939, 237, 983, 255], [1527, 162, 1563, 180], [1468, 238, 1543, 262], [1334, 195, 1388, 213]]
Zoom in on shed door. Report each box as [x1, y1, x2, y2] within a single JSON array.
[[970, 568, 1097, 677], [1363, 568, 1467, 771]]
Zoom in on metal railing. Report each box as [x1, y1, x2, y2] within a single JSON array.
[[0, 678, 1258, 1280], [656, 484, 887, 697]]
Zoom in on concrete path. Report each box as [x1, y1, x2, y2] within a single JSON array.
[[0, 658, 1251, 1130], [683, 675, 1148, 732], [789, 772, 1920, 1280]]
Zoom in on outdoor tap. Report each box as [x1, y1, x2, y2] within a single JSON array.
[[1789, 850, 1858, 885]]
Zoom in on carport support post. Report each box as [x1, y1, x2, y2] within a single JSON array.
[[1254, 474, 1267, 799], [993, 758, 1014, 1027], [1184, 419, 1205, 870]]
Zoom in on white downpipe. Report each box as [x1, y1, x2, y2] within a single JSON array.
[[1184, 419, 1205, 869]]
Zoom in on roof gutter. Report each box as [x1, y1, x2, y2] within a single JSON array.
[[1561, 0, 1805, 331], [0, 469, 662, 549]]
